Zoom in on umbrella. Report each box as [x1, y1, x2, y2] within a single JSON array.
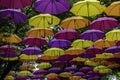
[[0, 57, 18, 61], [0, 33, 22, 43], [59, 72, 72, 78], [34, 69, 48, 75], [73, 72, 85, 76], [64, 66, 78, 72], [37, 62, 52, 69], [29, 14, 60, 28], [60, 16, 90, 29], [79, 66, 93, 73], [104, 1, 120, 16], [80, 29, 105, 41], [43, 48, 64, 57], [94, 39, 115, 48], [106, 29, 120, 41], [70, 0, 106, 16], [19, 64, 35, 70], [90, 17, 118, 31], [16, 76, 30, 80], [7, 71, 16, 76], [26, 28, 53, 38], [0, 0, 32, 8], [52, 61, 67, 67], [17, 70, 32, 76], [79, 53, 95, 58], [48, 67, 61, 73], [69, 76, 82, 80], [4, 76, 14, 80], [48, 39, 71, 48], [31, 75, 44, 79], [45, 73, 58, 79], [23, 37, 47, 46], [0, 9, 27, 24], [65, 48, 85, 55], [105, 46, 120, 53], [54, 29, 80, 40], [0, 45, 18, 52], [85, 47, 104, 54], [96, 53, 114, 59], [71, 39, 93, 48], [0, 52, 17, 58], [22, 47, 42, 55], [34, 0, 71, 14]]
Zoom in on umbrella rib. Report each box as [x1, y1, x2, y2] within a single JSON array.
[[43, 1, 51, 13]]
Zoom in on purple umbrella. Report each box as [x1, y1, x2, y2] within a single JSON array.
[[116, 40, 120, 46], [79, 53, 95, 58], [86, 47, 104, 54], [64, 66, 77, 72], [48, 39, 71, 48], [79, 67, 93, 73], [52, 61, 67, 67], [90, 17, 118, 31], [16, 76, 30, 80], [105, 46, 120, 53], [69, 60, 84, 65], [22, 47, 42, 55], [0, 45, 18, 52], [34, 0, 71, 14], [1, 52, 17, 58], [87, 71, 102, 76], [34, 69, 48, 75], [73, 72, 85, 76], [106, 58, 120, 64], [54, 29, 80, 40], [0, 9, 27, 24], [31, 75, 44, 79], [23, 37, 47, 47], [48, 67, 61, 73], [80, 29, 105, 41]]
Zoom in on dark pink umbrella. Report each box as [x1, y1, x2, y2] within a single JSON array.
[[34, 0, 71, 14], [69, 60, 84, 65], [90, 17, 118, 31], [87, 71, 102, 76], [80, 29, 105, 41], [105, 46, 120, 53], [0, 0, 32, 8], [86, 47, 104, 54], [0, 45, 18, 52], [0, 9, 27, 24], [16, 76, 30, 80], [52, 61, 67, 67], [79, 67, 93, 73], [34, 69, 48, 75], [54, 29, 80, 40], [23, 37, 47, 47], [48, 39, 71, 48], [22, 47, 42, 55]]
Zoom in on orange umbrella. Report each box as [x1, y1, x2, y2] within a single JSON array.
[[59, 72, 72, 78], [94, 39, 115, 48], [104, 1, 120, 16], [19, 64, 35, 70], [7, 71, 16, 76], [65, 48, 85, 55], [26, 28, 53, 38], [45, 73, 58, 79], [114, 52, 120, 58], [60, 16, 90, 29], [69, 76, 82, 80]]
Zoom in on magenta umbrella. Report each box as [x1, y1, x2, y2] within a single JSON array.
[[80, 29, 105, 41], [54, 29, 80, 40], [33, 69, 48, 75], [52, 61, 67, 67], [0, 9, 27, 24], [90, 17, 118, 31], [34, 0, 71, 14], [0, 0, 32, 9], [23, 37, 47, 47], [48, 39, 71, 48], [22, 47, 42, 55], [0, 45, 18, 52]]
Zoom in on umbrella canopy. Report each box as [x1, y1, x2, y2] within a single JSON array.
[[29, 14, 60, 28], [17, 70, 32, 76], [105, 46, 120, 53], [65, 48, 85, 55], [45, 73, 58, 79], [43, 48, 64, 57], [59, 72, 72, 78], [90, 17, 118, 31], [48, 67, 61, 73], [71, 39, 93, 48], [96, 53, 114, 59], [0, 9, 27, 24], [64, 66, 78, 72], [19, 64, 35, 70], [54, 29, 80, 40], [79, 53, 95, 58], [23, 37, 47, 46], [22, 47, 42, 55], [0, 0, 32, 8], [73, 72, 85, 76], [37, 62, 52, 69], [16, 76, 30, 80], [0, 33, 22, 43], [0, 45, 18, 52], [31, 75, 44, 79], [60, 16, 90, 29], [0, 52, 17, 58], [80, 29, 105, 41], [86, 47, 104, 54], [94, 39, 115, 48], [34, 69, 48, 75], [34, 0, 71, 14], [26, 28, 53, 38], [104, 1, 120, 16], [106, 29, 120, 41], [70, 0, 106, 16], [52, 61, 67, 67], [48, 39, 71, 48]]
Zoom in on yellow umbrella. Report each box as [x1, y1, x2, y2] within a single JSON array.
[[60, 16, 90, 29], [106, 29, 120, 41], [43, 48, 64, 57], [96, 53, 114, 59], [104, 1, 120, 16], [72, 57, 88, 62], [59, 72, 72, 78], [0, 33, 22, 43], [17, 70, 32, 76], [0, 57, 18, 61], [29, 14, 60, 28], [65, 48, 85, 55], [70, 0, 106, 16], [37, 62, 52, 69], [94, 39, 115, 48], [4, 76, 14, 80], [71, 39, 93, 48], [26, 28, 53, 38], [7, 71, 16, 76]]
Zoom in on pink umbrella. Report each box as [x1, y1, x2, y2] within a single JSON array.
[[34, 69, 48, 75], [90, 17, 118, 31], [0, 0, 32, 9], [0, 45, 18, 52], [23, 37, 47, 46], [54, 29, 80, 40]]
